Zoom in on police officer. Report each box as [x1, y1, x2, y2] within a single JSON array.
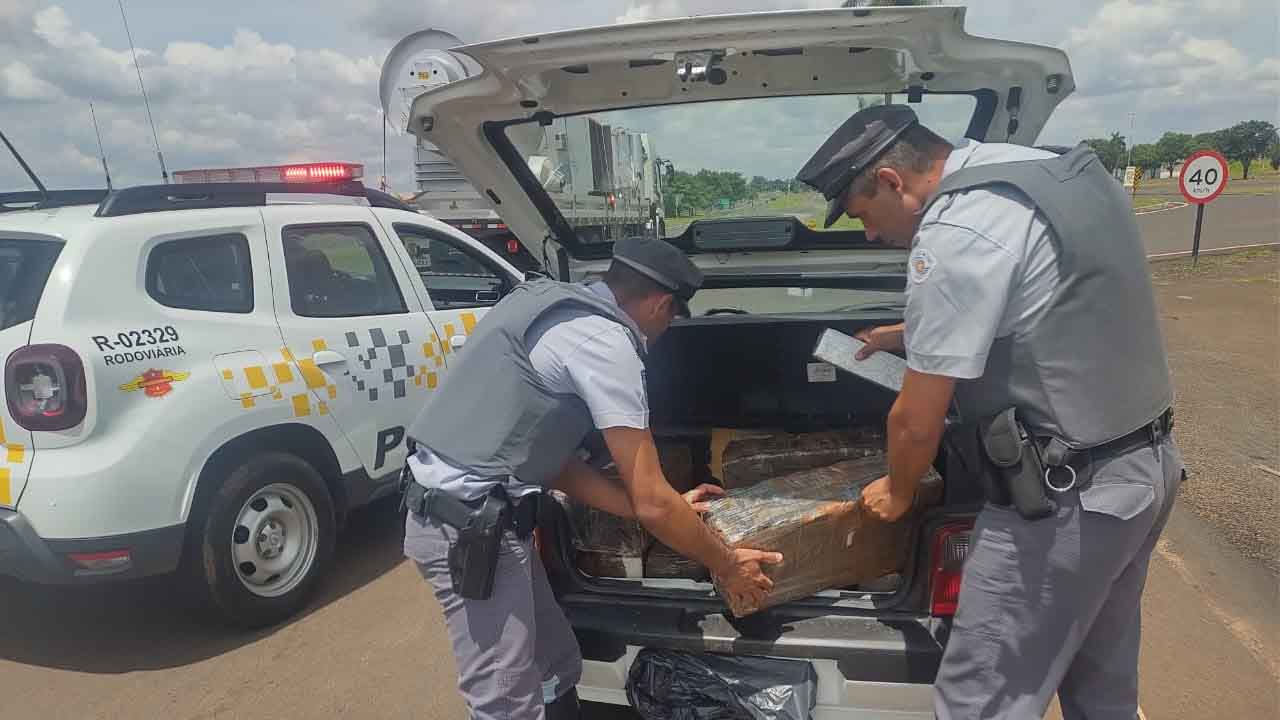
[[401, 237, 782, 720], [797, 105, 1184, 719]]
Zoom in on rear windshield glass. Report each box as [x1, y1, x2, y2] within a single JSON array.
[[502, 93, 977, 241], [0, 239, 63, 331]]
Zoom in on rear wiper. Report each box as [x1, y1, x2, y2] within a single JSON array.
[[833, 304, 904, 313]]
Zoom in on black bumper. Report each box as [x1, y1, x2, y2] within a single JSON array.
[[0, 509, 185, 584], [563, 594, 947, 685]]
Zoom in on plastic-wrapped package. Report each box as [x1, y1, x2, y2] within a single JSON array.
[[721, 428, 886, 490], [569, 492, 651, 578], [626, 649, 817, 720], [644, 540, 709, 580], [703, 454, 941, 617]]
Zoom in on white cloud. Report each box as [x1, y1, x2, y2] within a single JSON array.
[[2, 1, 1276, 194], [1, 61, 62, 101], [0, 4, 397, 191], [1038, 0, 1278, 144]]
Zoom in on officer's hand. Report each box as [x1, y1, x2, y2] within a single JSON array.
[[715, 547, 784, 612], [853, 324, 904, 360], [861, 474, 914, 522], [682, 483, 725, 514]]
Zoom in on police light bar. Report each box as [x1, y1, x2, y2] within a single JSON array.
[[173, 162, 364, 184]]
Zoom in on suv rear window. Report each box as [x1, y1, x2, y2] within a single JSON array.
[[146, 233, 254, 313], [0, 239, 63, 331]]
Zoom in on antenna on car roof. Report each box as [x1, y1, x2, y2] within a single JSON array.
[[117, 0, 169, 184], [0, 128, 49, 201], [89, 103, 113, 189]]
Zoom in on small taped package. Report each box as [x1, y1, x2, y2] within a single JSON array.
[[626, 648, 817, 720], [644, 540, 709, 581], [569, 494, 651, 578], [721, 428, 885, 490], [564, 440, 694, 578], [703, 454, 941, 617]]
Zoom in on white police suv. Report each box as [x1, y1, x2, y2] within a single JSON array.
[[0, 163, 521, 627]]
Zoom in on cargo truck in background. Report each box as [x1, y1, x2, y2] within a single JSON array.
[[382, 31, 667, 273]]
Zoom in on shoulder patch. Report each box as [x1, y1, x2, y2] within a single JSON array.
[[910, 247, 937, 284]]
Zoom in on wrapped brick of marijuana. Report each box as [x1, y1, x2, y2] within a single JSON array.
[[563, 439, 694, 579], [703, 454, 941, 617], [721, 428, 886, 490]]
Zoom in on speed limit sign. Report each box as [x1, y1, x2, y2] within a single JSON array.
[[1179, 150, 1229, 204], [1178, 150, 1229, 263]]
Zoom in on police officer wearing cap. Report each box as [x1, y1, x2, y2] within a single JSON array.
[[401, 236, 782, 719], [797, 105, 1184, 719]]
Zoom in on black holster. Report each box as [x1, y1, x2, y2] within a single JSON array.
[[965, 408, 1055, 520], [405, 479, 509, 600], [448, 492, 508, 600]]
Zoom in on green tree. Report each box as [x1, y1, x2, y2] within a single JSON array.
[[1155, 132, 1194, 176], [1217, 120, 1278, 180], [1190, 131, 1222, 153], [1084, 132, 1127, 174], [1131, 144, 1161, 179], [1269, 139, 1280, 172]]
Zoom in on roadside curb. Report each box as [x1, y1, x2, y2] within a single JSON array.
[[1146, 242, 1279, 263]]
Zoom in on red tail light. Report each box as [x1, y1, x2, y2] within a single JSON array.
[[506, 238, 521, 254], [5, 344, 88, 431], [929, 521, 973, 617]]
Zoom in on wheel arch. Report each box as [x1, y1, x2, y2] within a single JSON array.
[[187, 423, 350, 540]]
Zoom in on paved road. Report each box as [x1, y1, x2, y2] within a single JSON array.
[[1137, 195, 1278, 256]]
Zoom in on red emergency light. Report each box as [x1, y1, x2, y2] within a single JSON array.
[[173, 162, 364, 184]]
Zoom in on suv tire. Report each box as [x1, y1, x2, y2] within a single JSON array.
[[188, 451, 336, 628]]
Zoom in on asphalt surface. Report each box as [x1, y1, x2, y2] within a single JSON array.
[[1135, 194, 1278, 256], [2, 202, 1278, 720]]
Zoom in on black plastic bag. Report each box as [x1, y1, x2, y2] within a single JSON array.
[[625, 649, 817, 720]]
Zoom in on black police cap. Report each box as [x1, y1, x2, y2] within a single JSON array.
[[795, 104, 919, 228], [612, 237, 704, 317]]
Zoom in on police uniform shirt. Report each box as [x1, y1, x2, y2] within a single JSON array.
[[409, 281, 649, 500], [903, 139, 1062, 380]]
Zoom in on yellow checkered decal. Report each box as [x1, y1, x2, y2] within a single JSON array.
[[228, 317, 485, 417], [0, 417, 27, 506], [230, 341, 341, 418]]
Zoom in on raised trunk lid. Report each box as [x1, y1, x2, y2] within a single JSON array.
[[391, 5, 1073, 266]]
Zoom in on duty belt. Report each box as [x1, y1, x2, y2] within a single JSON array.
[[403, 480, 541, 540], [1037, 408, 1174, 492]]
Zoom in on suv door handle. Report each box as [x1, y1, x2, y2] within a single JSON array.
[[313, 350, 346, 366]]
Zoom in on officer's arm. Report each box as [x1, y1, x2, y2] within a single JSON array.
[[602, 426, 735, 575], [886, 368, 955, 497], [551, 457, 636, 518]]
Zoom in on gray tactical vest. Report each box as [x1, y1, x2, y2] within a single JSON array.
[[926, 144, 1173, 450], [407, 279, 645, 490]]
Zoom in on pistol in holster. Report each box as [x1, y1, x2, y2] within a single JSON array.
[[447, 492, 508, 600], [976, 408, 1055, 521], [404, 478, 510, 600]]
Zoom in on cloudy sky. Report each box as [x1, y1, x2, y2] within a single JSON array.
[[2, 0, 1276, 192]]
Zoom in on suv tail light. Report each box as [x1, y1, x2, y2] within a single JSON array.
[[5, 344, 88, 431], [929, 521, 974, 617]]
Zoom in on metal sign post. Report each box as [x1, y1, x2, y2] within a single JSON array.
[[1178, 150, 1229, 265]]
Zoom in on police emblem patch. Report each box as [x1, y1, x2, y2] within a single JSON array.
[[910, 247, 936, 284]]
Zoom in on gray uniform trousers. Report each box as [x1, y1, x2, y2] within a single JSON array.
[[404, 511, 583, 720], [935, 434, 1184, 720]]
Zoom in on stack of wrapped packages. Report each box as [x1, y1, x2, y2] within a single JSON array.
[[563, 428, 941, 617]]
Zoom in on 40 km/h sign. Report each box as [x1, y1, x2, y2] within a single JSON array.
[[1178, 150, 1230, 263], [1179, 150, 1229, 204]]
